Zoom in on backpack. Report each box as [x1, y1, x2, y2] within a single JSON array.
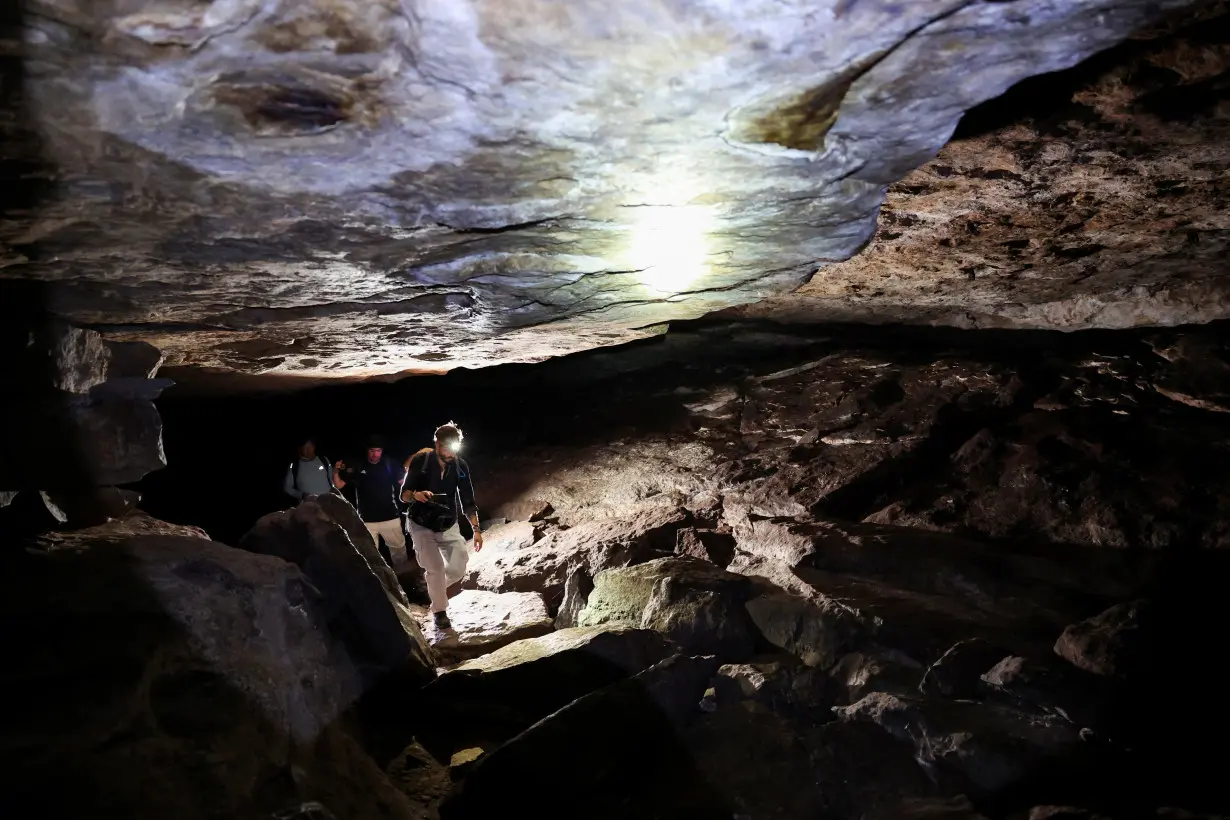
[[290, 455, 331, 491]]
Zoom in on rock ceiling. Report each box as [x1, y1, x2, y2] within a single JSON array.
[[0, 0, 1226, 383]]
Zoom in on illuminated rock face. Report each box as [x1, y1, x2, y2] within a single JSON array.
[[726, 4, 1230, 331], [0, 0, 1208, 379]]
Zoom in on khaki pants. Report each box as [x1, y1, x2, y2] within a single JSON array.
[[407, 520, 469, 613], [364, 518, 408, 567]]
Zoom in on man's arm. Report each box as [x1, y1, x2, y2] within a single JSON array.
[[458, 465, 482, 549], [283, 465, 302, 499], [332, 460, 347, 489]]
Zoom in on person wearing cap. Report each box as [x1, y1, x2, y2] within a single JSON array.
[[400, 422, 482, 630], [332, 435, 409, 567]]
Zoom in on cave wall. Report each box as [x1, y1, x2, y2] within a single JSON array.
[[138, 319, 1230, 550]]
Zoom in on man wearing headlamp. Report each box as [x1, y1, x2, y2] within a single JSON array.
[[400, 422, 482, 630]]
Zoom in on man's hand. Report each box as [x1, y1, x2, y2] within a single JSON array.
[[410, 490, 434, 504], [334, 460, 346, 471], [473, 530, 484, 552]]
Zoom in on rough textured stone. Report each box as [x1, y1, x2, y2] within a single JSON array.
[[674, 526, 736, 567], [384, 741, 451, 820], [32, 509, 210, 546], [710, 655, 830, 718], [240, 499, 436, 688], [438, 655, 723, 820], [462, 321, 1230, 555], [733, 516, 1160, 665], [414, 589, 553, 665], [744, 590, 869, 669], [1054, 600, 1153, 678], [684, 701, 828, 820], [831, 647, 926, 705], [980, 654, 1106, 729], [808, 719, 943, 819], [463, 505, 689, 602], [1, 388, 169, 489], [577, 556, 760, 660], [1, 516, 415, 820], [553, 565, 593, 629], [414, 626, 675, 760], [488, 519, 540, 549], [919, 639, 1014, 699], [36, 486, 142, 529], [726, 4, 1230, 333], [1, 318, 170, 497], [834, 692, 1085, 796], [0, 0, 1212, 380]]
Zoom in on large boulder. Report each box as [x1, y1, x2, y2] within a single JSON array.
[[733, 517, 1157, 667], [920, 639, 1015, 699], [415, 626, 675, 761], [980, 655, 1106, 731], [807, 719, 943, 819], [744, 590, 870, 669], [241, 498, 436, 688], [577, 556, 761, 660], [464, 506, 690, 604], [1053, 600, 1153, 679], [308, 492, 419, 612], [830, 646, 927, 705], [0, 516, 416, 820], [708, 655, 831, 719], [1, 388, 170, 489], [415, 589, 554, 665], [684, 699, 828, 820], [438, 655, 723, 820], [834, 693, 1085, 797], [1, 321, 169, 492], [14, 320, 163, 395]]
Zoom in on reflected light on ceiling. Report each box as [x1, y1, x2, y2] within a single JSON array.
[[623, 203, 714, 296]]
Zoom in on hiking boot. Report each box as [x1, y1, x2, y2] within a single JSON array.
[[433, 610, 451, 629]]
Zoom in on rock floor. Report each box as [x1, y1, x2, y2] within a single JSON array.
[[9, 321, 1230, 820]]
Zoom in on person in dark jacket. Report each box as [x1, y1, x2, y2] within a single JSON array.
[[332, 435, 408, 567], [400, 422, 482, 629]]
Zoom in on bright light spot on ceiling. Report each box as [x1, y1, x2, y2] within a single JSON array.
[[621, 194, 715, 296]]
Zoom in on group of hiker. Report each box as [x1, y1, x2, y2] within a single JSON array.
[[282, 422, 481, 630]]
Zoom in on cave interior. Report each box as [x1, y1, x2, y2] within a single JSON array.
[[2, 1, 1230, 819]]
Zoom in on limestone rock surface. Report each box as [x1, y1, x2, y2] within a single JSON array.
[[0, 0, 1214, 380], [414, 589, 554, 665], [240, 498, 437, 688], [1, 514, 416, 820]]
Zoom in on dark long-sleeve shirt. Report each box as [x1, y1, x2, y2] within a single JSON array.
[[402, 449, 477, 523], [343, 457, 405, 522]]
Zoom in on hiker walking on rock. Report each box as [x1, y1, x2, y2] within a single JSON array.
[[332, 434, 409, 567], [401, 422, 483, 629]]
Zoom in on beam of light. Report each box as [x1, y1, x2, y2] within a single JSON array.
[[622, 200, 715, 296]]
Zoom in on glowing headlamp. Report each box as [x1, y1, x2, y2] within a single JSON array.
[[444, 440, 461, 454]]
